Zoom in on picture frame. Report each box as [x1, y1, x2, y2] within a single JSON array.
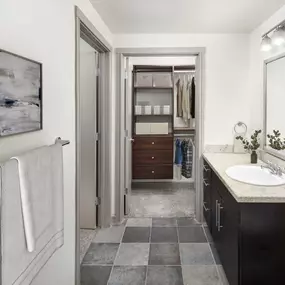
[[0, 49, 42, 137]]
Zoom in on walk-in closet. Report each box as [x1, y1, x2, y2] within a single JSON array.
[[126, 57, 197, 218]]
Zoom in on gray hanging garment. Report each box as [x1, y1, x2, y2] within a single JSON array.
[[190, 77, 195, 118], [181, 140, 193, 179], [176, 79, 183, 117]]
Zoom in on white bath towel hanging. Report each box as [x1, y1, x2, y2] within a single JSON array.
[[1, 143, 64, 285]]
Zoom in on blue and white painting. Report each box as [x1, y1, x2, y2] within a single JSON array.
[[0, 50, 42, 136]]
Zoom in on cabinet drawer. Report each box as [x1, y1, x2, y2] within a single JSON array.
[[133, 165, 155, 179], [203, 160, 212, 180], [154, 165, 173, 179], [133, 165, 173, 179], [133, 150, 173, 165], [133, 136, 173, 150]]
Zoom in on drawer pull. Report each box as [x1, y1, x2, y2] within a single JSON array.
[[203, 164, 210, 172], [152, 142, 155, 145], [217, 202, 224, 232], [203, 202, 210, 212], [203, 179, 210, 187], [152, 170, 155, 174], [152, 156, 155, 159]]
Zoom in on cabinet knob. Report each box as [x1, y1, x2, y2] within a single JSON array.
[[152, 170, 155, 174], [152, 156, 155, 159], [152, 142, 155, 145]]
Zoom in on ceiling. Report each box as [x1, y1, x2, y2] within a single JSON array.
[[90, 0, 285, 34]]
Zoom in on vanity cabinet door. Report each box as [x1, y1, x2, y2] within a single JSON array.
[[216, 179, 240, 285], [210, 173, 221, 243], [203, 160, 212, 229]]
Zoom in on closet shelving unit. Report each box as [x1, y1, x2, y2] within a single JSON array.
[[132, 65, 195, 181]]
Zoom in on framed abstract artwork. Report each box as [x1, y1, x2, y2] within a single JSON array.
[[0, 49, 42, 137]]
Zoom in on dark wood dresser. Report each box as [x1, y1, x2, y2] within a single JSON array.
[[132, 135, 173, 179]]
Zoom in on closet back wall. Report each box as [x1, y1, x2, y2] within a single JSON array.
[[113, 34, 251, 147]]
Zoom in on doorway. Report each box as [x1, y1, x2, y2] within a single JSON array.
[[75, 7, 112, 285], [115, 48, 205, 224], [79, 37, 99, 229]]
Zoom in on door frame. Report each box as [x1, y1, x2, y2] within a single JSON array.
[[75, 6, 112, 285], [115, 48, 206, 224]]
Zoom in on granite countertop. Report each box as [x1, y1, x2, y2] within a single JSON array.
[[203, 152, 285, 203]]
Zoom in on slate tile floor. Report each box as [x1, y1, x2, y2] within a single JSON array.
[[81, 218, 229, 285]]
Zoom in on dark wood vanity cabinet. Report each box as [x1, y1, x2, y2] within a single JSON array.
[[203, 161, 212, 230], [203, 159, 285, 285]]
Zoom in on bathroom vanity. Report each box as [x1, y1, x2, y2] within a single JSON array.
[[203, 153, 285, 285]]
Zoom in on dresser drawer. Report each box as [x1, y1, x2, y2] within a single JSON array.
[[133, 150, 173, 165], [133, 165, 173, 179], [133, 165, 155, 179], [154, 165, 173, 179], [133, 136, 173, 150]]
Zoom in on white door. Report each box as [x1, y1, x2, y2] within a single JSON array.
[[79, 38, 99, 229], [124, 57, 133, 215]]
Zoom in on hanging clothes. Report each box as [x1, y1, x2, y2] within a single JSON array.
[[190, 77, 195, 119], [181, 140, 193, 178], [176, 79, 183, 117], [182, 81, 190, 123], [174, 139, 183, 165]]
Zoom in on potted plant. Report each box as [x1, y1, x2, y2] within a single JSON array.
[[267, 130, 285, 151], [236, 130, 262, 164]]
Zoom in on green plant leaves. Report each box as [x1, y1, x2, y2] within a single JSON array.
[[235, 129, 262, 151]]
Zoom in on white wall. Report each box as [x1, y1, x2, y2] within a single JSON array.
[[0, 0, 112, 284], [114, 34, 251, 146], [249, 5, 285, 132]]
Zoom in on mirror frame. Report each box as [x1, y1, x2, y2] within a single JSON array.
[[263, 51, 285, 161]]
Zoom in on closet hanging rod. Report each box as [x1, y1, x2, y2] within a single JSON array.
[[174, 134, 195, 138], [174, 70, 195, 73]]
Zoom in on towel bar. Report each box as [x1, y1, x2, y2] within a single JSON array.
[[55, 137, 70, 146]]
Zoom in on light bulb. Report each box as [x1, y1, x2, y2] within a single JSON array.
[[261, 35, 272, 52], [272, 26, 285, 46]]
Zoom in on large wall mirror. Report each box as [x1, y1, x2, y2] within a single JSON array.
[[264, 53, 285, 159]]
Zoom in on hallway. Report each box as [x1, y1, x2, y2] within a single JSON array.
[[81, 217, 228, 285], [130, 183, 195, 218]]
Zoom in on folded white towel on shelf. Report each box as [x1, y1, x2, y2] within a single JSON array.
[[1, 143, 64, 285]]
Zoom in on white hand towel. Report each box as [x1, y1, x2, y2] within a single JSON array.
[[1, 143, 64, 285]]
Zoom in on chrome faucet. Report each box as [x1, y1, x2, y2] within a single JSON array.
[[261, 161, 284, 176]]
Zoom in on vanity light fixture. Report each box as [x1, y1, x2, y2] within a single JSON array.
[[261, 35, 272, 52], [261, 19, 285, 51], [272, 26, 285, 46]]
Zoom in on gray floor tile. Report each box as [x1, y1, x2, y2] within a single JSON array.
[[126, 218, 152, 227], [210, 243, 221, 264], [130, 189, 195, 218], [217, 265, 229, 285], [93, 226, 125, 243], [151, 227, 178, 243], [177, 217, 200, 227], [180, 243, 215, 265], [80, 229, 96, 264], [178, 227, 207, 243], [108, 266, 147, 285], [149, 243, 181, 265], [152, 218, 177, 227], [203, 226, 213, 242], [146, 266, 184, 285], [122, 227, 150, 243], [114, 243, 150, 265], [81, 265, 112, 285], [82, 243, 119, 265], [182, 265, 221, 285]]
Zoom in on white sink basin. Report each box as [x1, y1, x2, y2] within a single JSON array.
[[226, 165, 285, 186]]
